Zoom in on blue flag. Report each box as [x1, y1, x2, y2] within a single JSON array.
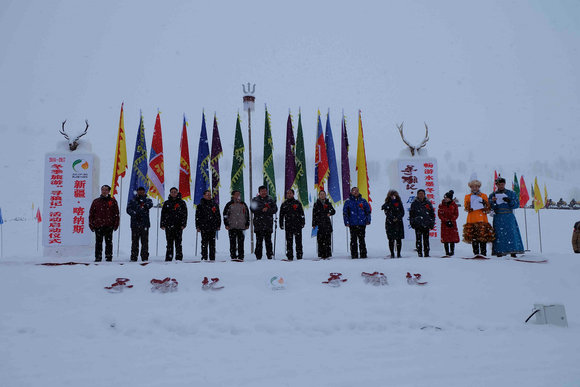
[[193, 112, 210, 206], [325, 113, 341, 205], [0, 207, 4, 225], [128, 112, 149, 203]]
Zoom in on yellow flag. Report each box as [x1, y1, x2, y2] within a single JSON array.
[[111, 102, 128, 197], [356, 110, 371, 202], [543, 183, 548, 207], [533, 177, 543, 212]]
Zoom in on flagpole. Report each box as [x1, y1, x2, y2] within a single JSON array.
[[156, 201, 160, 257], [117, 177, 123, 258], [537, 210, 543, 253], [243, 85, 256, 254], [523, 207, 530, 251]]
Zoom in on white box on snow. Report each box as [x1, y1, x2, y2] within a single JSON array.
[[533, 304, 568, 327]]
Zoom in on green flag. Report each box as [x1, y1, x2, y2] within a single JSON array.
[[263, 106, 276, 198], [513, 172, 520, 198], [231, 113, 245, 201], [295, 110, 309, 207]]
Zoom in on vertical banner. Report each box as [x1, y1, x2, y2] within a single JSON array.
[[43, 154, 94, 247], [397, 159, 440, 239]]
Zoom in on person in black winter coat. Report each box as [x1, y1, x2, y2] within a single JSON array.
[[381, 190, 405, 258], [279, 189, 305, 260], [160, 187, 188, 261], [126, 187, 154, 262], [195, 190, 221, 261], [250, 185, 278, 260], [312, 190, 336, 259], [223, 190, 250, 260], [409, 189, 436, 257]]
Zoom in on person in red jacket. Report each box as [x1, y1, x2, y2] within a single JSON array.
[[89, 185, 120, 262], [438, 190, 460, 256]]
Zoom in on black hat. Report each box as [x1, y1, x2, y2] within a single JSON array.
[[496, 177, 506, 184], [137, 186, 146, 191], [445, 190, 454, 199]]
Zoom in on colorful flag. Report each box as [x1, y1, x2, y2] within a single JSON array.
[[210, 114, 223, 206], [493, 170, 498, 192], [179, 116, 192, 201], [356, 110, 371, 203], [512, 173, 520, 198], [35, 208, 42, 223], [148, 111, 165, 202], [294, 110, 309, 207], [230, 113, 245, 201], [128, 112, 148, 203], [0, 207, 4, 225], [284, 113, 296, 194], [325, 112, 341, 205], [533, 177, 543, 212], [262, 106, 276, 197], [314, 110, 329, 193], [341, 112, 351, 202], [544, 183, 548, 208], [193, 112, 210, 206], [111, 102, 128, 198], [519, 175, 529, 208]]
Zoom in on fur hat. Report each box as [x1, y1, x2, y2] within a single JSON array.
[[445, 190, 454, 200]]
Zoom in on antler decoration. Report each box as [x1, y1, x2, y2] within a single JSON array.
[[397, 122, 429, 156], [59, 120, 89, 151], [242, 82, 256, 95]]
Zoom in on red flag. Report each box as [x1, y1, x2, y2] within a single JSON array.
[[519, 175, 530, 208], [493, 170, 498, 192], [35, 208, 42, 223], [148, 112, 165, 201], [179, 116, 192, 201], [314, 111, 329, 192]]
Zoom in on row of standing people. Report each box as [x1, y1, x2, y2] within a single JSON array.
[[88, 183, 366, 262], [88, 177, 525, 262], [381, 177, 524, 258]]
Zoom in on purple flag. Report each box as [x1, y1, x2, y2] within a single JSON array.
[[284, 113, 297, 195], [341, 113, 351, 201], [210, 114, 223, 206]]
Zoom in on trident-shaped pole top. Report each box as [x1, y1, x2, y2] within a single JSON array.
[[242, 82, 256, 95]]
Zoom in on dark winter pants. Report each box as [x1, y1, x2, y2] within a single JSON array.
[[415, 228, 430, 256], [228, 229, 245, 260], [443, 242, 455, 256], [285, 230, 303, 260], [317, 232, 332, 258], [255, 231, 273, 259], [200, 230, 216, 261], [130, 227, 149, 261], [94, 226, 114, 262], [165, 227, 183, 261], [388, 239, 402, 258], [472, 241, 487, 256], [349, 226, 367, 258]]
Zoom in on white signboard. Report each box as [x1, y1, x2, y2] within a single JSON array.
[[43, 154, 94, 247], [397, 159, 440, 239]]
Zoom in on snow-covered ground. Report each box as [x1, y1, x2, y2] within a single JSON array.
[[1, 209, 580, 386]]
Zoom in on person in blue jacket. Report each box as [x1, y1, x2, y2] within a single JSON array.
[[126, 186, 153, 262], [343, 187, 371, 259], [489, 177, 524, 257]]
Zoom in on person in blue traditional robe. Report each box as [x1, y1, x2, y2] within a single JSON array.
[[489, 177, 525, 257]]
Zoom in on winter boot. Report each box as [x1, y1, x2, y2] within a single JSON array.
[[450, 243, 455, 256]]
